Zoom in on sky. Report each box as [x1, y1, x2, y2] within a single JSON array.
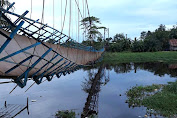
[[8, 0, 177, 40]]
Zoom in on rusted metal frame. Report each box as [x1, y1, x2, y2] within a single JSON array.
[[0, 42, 41, 61], [52, 61, 73, 76], [0, 7, 72, 42], [23, 19, 39, 30], [5, 55, 34, 74], [14, 10, 29, 25], [30, 25, 47, 36], [48, 60, 68, 76], [2, 59, 41, 70], [58, 63, 76, 74], [6, 2, 15, 11], [31, 54, 59, 78], [59, 64, 79, 75], [53, 35, 67, 43], [45, 33, 63, 44], [0, 20, 24, 54], [33, 58, 64, 84], [46, 61, 73, 81], [19, 29, 76, 64], [41, 30, 60, 42], [22, 19, 61, 41], [15, 48, 52, 88], [23, 51, 56, 65]]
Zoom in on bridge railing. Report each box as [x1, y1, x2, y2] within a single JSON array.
[[0, 2, 104, 52], [61, 39, 105, 52]]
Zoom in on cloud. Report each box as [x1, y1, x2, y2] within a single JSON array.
[[8, 0, 177, 39], [88, 0, 177, 38]]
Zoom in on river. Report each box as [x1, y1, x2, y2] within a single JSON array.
[[0, 62, 176, 118]]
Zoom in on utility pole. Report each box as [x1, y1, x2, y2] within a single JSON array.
[[104, 28, 106, 41]]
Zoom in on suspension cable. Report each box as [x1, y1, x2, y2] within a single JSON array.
[[78, 0, 80, 42], [61, 0, 62, 30], [75, 1, 77, 41], [27, 0, 45, 70], [30, 0, 32, 18], [69, 0, 71, 37], [50, 0, 68, 60], [85, 0, 90, 18], [82, 0, 85, 41], [74, 0, 83, 20], [53, 0, 55, 30], [61, 0, 67, 33]]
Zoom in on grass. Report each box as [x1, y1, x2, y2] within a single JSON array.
[[55, 110, 76, 118], [103, 51, 177, 64], [126, 81, 177, 117]]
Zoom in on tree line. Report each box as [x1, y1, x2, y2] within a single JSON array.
[[83, 24, 177, 52], [80, 16, 177, 52]]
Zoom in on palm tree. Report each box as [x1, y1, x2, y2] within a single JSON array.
[[81, 16, 106, 41]]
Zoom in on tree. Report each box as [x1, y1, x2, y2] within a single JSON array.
[[0, 0, 14, 27], [131, 40, 144, 52], [81, 16, 105, 41], [140, 31, 146, 40], [144, 38, 162, 52], [0, 0, 11, 8], [157, 24, 166, 31], [113, 33, 125, 43], [97, 37, 103, 43], [110, 33, 131, 52], [169, 25, 177, 39]]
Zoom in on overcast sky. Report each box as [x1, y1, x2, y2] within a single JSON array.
[[9, 0, 177, 40]]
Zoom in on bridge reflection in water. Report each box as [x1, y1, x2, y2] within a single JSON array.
[[81, 65, 109, 118]]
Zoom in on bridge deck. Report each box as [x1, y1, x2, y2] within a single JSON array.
[[0, 4, 104, 88], [0, 30, 103, 78]]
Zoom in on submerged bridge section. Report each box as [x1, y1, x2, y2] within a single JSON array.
[[0, 3, 104, 88]]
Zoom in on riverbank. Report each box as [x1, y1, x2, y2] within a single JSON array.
[[103, 51, 177, 64], [126, 81, 177, 117]]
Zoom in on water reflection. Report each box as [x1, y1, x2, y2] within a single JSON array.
[[0, 62, 177, 118], [55, 65, 109, 118], [102, 62, 177, 77], [1, 62, 177, 90], [81, 65, 109, 118]]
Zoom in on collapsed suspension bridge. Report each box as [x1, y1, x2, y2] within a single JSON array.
[[0, 2, 104, 88]]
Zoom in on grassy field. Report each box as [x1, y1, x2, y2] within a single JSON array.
[[103, 51, 177, 63]]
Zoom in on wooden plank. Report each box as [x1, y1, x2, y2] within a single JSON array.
[[0, 104, 27, 118]]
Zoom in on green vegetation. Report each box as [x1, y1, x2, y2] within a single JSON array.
[[55, 110, 76, 118], [106, 24, 177, 52], [0, 0, 14, 26], [80, 20, 177, 52], [81, 16, 106, 41], [103, 51, 177, 64], [126, 81, 177, 117]]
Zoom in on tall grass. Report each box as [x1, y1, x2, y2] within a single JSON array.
[[103, 51, 177, 63]]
